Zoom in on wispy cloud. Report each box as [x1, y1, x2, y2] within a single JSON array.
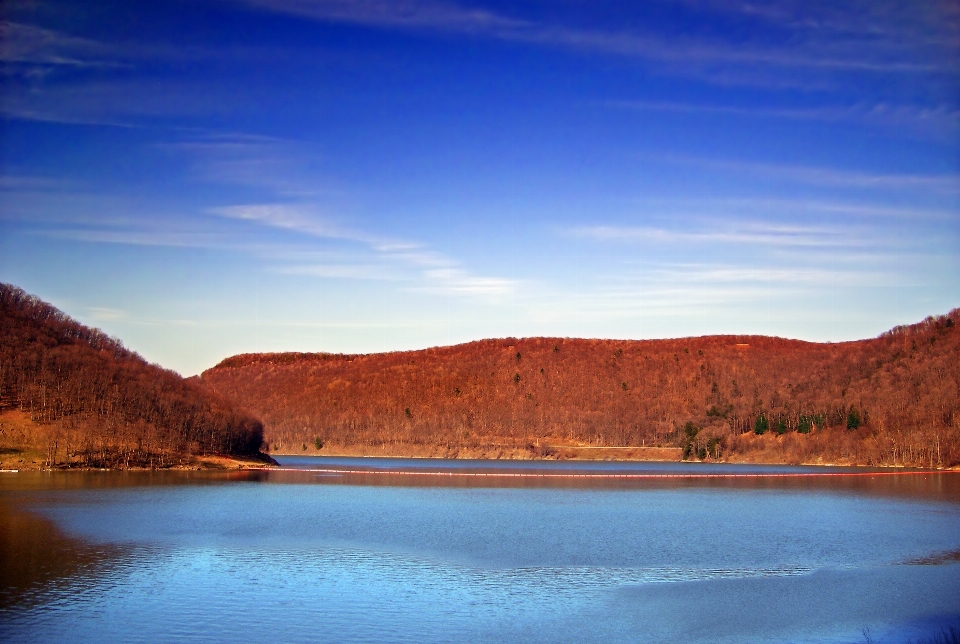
[[512, 255, 910, 329], [0, 21, 118, 68], [638, 263, 893, 287], [243, 0, 955, 76], [244, 0, 528, 33], [0, 75, 268, 126], [210, 201, 517, 296], [655, 155, 960, 193], [275, 263, 403, 280], [36, 202, 519, 297], [635, 196, 957, 222], [209, 203, 368, 243], [605, 99, 960, 135], [159, 134, 335, 197], [568, 222, 857, 248], [668, 0, 960, 48], [43, 228, 236, 249], [0, 174, 79, 192], [3, 120, 518, 300], [87, 306, 128, 321], [6, 1, 954, 130], [416, 268, 516, 296]]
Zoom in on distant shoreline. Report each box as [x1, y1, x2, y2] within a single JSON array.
[[2, 451, 957, 472], [5, 431, 956, 471], [265, 444, 958, 470], [268, 443, 683, 462]]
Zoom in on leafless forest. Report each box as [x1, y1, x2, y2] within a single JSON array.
[[0, 284, 263, 467], [202, 309, 959, 467]]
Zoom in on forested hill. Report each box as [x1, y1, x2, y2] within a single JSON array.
[[201, 310, 960, 467], [0, 283, 264, 467]]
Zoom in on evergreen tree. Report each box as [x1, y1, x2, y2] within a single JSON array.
[[754, 413, 769, 435]]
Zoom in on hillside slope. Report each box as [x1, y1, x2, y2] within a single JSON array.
[[201, 310, 960, 467], [0, 283, 265, 468]]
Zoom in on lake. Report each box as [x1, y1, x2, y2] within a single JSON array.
[[1, 457, 959, 643]]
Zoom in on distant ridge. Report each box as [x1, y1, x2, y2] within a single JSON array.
[[0, 283, 265, 467], [201, 311, 960, 467]]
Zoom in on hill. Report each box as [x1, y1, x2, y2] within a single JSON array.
[[200, 311, 960, 467], [0, 283, 265, 468]]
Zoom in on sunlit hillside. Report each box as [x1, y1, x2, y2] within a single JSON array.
[[201, 310, 960, 467], [0, 284, 265, 468]]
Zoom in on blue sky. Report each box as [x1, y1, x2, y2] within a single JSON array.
[[2, 0, 959, 375]]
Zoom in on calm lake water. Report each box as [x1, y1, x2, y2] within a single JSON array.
[[1, 457, 959, 643]]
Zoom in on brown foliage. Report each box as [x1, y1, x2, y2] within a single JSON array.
[[201, 311, 960, 467], [0, 283, 264, 466]]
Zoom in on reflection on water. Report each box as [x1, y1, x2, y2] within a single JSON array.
[[1, 460, 959, 644], [0, 497, 129, 609], [904, 549, 960, 566], [261, 456, 960, 503]]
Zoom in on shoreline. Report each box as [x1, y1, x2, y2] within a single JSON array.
[[268, 443, 683, 462], [3, 444, 956, 472], [0, 451, 278, 472], [266, 445, 959, 471]]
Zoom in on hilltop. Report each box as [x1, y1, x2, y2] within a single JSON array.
[[0, 284, 268, 469], [201, 311, 960, 467]]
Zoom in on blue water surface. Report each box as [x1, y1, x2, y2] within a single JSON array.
[[1, 458, 958, 643]]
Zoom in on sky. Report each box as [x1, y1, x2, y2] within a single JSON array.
[[1, 0, 959, 376]]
